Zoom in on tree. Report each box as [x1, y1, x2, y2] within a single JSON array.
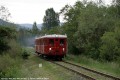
[[60, 0, 120, 61], [99, 32, 119, 61], [112, 0, 120, 17], [43, 8, 60, 29], [112, 0, 120, 6], [0, 5, 11, 21], [32, 22, 39, 34], [0, 26, 16, 54], [60, 1, 84, 54]]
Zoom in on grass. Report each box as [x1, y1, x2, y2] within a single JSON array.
[[3, 46, 119, 79], [0, 39, 23, 78], [18, 47, 83, 80], [0, 46, 72, 79], [63, 54, 120, 78], [0, 54, 23, 78]]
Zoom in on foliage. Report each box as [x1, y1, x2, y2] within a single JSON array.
[[59, 2, 85, 54], [99, 32, 119, 61], [0, 26, 16, 54], [0, 5, 26, 78], [0, 5, 11, 21], [41, 26, 63, 35], [74, 2, 117, 58], [58, 1, 120, 61], [0, 26, 25, 78], [0, 25, 23, 77], [99, 24, 120, 61], [7, 39, 22, 58], [112, 0, 120, 16], [43, 8, 60, 29], [22, 48, 30, 59], [32, 22, 39, 34], [40, 1, 120, 62]]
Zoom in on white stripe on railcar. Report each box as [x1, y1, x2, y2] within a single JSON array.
[[35, 34, 67, 39]]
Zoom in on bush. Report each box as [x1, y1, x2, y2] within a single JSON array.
[[0, 24, 23, 78], [0, 26, 16, 55], [22, 49, 30, 59], [99, 32, 119, 61]]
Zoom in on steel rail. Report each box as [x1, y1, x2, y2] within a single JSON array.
[[50, 61, 96, 80], [63, 61, 120, 80]]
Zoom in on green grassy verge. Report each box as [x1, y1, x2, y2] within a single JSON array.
[[0, 40, 23, 78], [63, 54, 120, 78], [18, 47, 82, 80]]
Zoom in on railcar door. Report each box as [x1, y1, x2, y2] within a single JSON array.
[[54, 38, 59, 54], [60, 39, 66, 53]]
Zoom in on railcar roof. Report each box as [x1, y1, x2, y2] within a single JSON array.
[[35, 34, 67, 39]]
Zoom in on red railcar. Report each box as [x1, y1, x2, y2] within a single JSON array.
[[35, 34, 67, 59]]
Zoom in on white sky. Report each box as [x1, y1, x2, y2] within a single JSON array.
[[0, 0, 112, 24]]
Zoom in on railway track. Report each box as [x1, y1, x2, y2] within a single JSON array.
[[49, 60, 120, 80], [63, 61, 120, 80], [51, 61, 95, 80]]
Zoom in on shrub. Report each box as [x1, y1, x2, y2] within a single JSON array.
[[0, 26, 16, 55], [7, 39, 22, 58], [99, 32, 119, 61], [22, 49, 30, 59]]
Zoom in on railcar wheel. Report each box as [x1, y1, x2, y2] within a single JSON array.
[[57, 57, 62, 61]]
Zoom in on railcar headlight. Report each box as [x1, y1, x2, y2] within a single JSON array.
[[49, 48, 51, 51], [63, 48, 65, 51]]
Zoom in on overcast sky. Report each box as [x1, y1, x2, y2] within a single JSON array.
[[0, 0, 112, 24]]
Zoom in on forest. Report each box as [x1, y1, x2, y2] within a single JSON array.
[[41, 0, 120, 62]]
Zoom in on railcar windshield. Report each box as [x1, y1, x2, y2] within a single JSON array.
[[60, 39, 64, 46], [49, 39, 54, 46]]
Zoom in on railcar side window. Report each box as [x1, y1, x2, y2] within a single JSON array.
[[49, 39, 54, 46], [60, 39, 64, 46]]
